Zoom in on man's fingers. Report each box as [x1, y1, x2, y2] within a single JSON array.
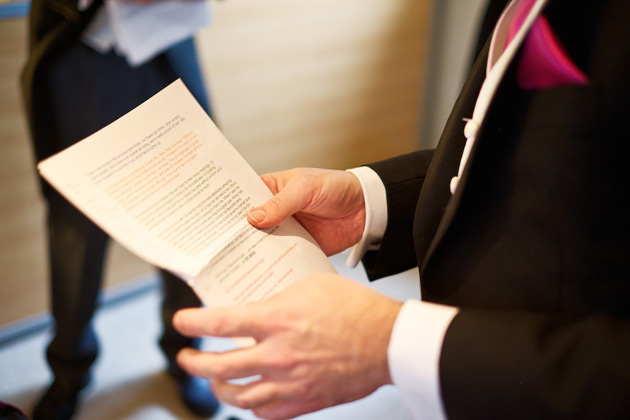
[[177, 347, 319, 416], [176, 347, 267, 381], [173, 306, 265, 339], [212, 379, 281, 410], [254, 399, 324, 420], [213, 379, 321, 420]]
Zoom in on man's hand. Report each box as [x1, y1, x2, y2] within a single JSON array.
[[115, 0, 205, 4], [247, 168, 366, 256], [173, 272, 402, 420]]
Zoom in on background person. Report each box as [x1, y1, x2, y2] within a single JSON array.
[[21, 0, 219, 418]]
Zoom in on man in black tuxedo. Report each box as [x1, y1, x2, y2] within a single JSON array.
[[21, 0, 219, 419], [172, 0, 630, 419]]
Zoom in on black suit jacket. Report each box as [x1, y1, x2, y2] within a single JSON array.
[[363, 0, 630, 417], [21, 0, 209, 180], [21, 0, 103, 164]]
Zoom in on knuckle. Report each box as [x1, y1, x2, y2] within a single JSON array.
[[233, 394, 256, 409], [266, 352, 289, 370], [264, 344, 299, 369], [211, 315, 232, 336], [291, 379, 311, 398], [210, 363, 230, 381], [237, 386, 278, 410], [265, 196, 286, 215]]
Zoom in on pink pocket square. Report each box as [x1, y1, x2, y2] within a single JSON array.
[[516, 15, 589, 90]]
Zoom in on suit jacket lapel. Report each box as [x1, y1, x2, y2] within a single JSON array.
[[417, 47, 489, 274], [418, 0, 550, 274], [413, 41, 489, 270]]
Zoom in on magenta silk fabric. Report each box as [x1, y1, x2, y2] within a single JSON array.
[[508, 0, 589, 89]]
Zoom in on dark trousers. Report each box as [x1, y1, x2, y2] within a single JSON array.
[[37, 38, 211, 391]]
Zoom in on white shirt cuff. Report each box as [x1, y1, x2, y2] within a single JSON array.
[[345, 166, 388, 268], [389, 300, 459, 420]]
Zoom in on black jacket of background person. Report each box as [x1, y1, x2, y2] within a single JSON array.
[[21, 0, 102, 169], [362, 0, 630, 417]]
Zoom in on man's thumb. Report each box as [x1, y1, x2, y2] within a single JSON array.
[[247, 194, 299, 228]]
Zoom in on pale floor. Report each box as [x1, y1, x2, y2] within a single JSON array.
[[0, 254, 421, 420]]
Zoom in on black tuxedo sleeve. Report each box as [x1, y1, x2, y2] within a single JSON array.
[[361, 150, 434, 281], [441, 308, 630, 418]]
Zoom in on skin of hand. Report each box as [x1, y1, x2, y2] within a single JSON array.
[[117, 0, 205, 4], [246, 168, 366, 256], [174, 272, 403, 420]]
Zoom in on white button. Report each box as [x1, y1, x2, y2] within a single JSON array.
[[450, 176, 459, 195], [464, 119, 479, 139]]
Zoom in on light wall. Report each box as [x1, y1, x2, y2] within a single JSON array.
[[195, 0, 432, 174], [420, 0, 489, 148]]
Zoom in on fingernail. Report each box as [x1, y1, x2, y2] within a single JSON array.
[[248, 208, 266, 223]]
